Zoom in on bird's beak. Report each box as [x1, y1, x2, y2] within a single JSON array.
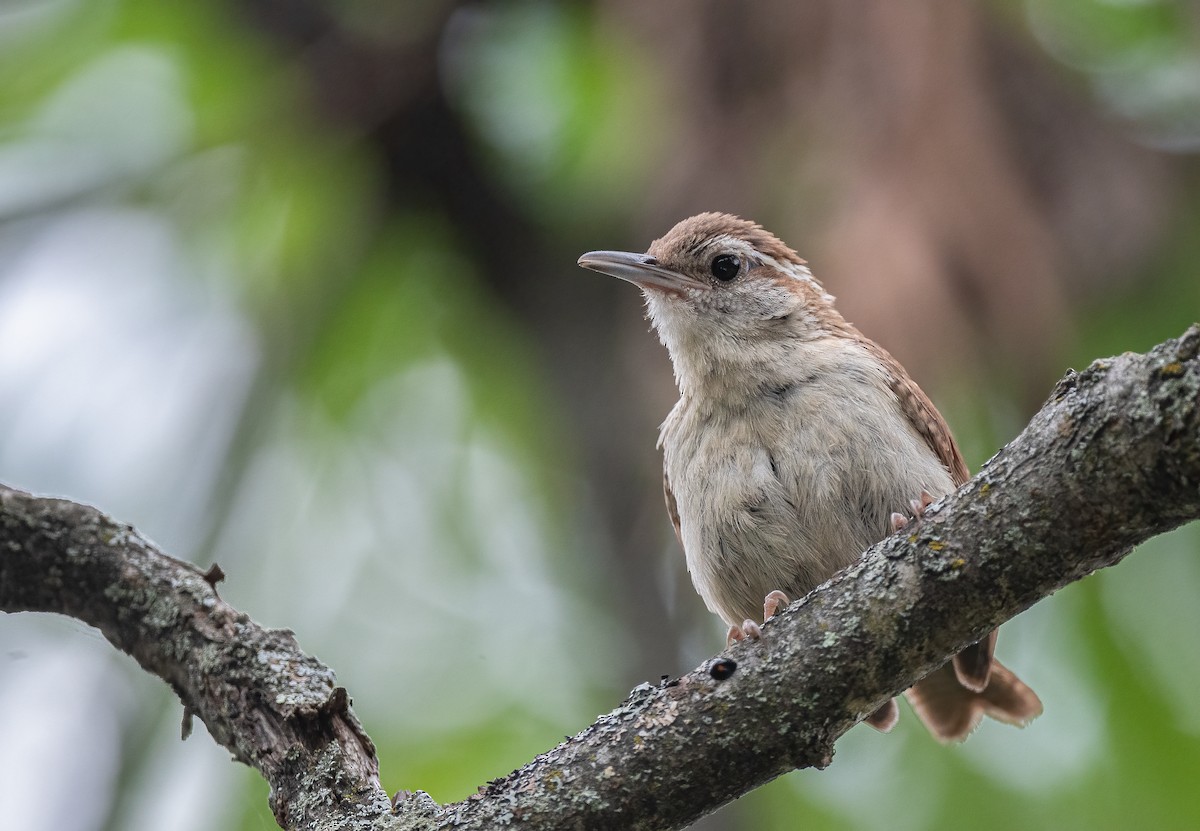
[[577, 250, 705, 294]]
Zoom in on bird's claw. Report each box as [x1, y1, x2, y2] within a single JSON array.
[[763, 589, 791, 621], [910, 489, 935, 516], [725, 590, 794, 646], [892, 490, 936, 531], [726, 620, 763, 646]]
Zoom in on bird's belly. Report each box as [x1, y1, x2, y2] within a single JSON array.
[[664, 392, 954, 627]]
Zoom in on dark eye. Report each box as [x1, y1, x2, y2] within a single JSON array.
[[710, 254, 741, 282]]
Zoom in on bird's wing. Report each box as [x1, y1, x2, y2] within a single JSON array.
[[861, 338, 992, 689], [861, 339, 971, 487], [663, 469, 683, 544]]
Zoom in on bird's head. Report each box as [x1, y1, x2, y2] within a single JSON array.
[[579, 213, 843, 386]]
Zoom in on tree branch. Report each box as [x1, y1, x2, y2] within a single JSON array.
[[2, 326, 1198, 830], [0, 490, 392, 830]]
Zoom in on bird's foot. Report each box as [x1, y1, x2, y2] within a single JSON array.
[[725, 590, 795, 646], [726, 620, 762, 646], [910, 489, 935, 516], [890, 489, 936, 531], [763, 589, 791, 621]]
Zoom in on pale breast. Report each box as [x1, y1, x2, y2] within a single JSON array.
[[660, 341, 956, 627]]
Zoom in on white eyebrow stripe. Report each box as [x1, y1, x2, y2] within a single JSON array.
[[701, 235, 834, 302], [755, 254, 833, 300]]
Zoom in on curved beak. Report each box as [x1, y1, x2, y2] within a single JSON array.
[[577, 250, 705, 294]]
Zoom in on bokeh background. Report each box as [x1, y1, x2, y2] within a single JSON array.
[[1, 1, 1199, 829]]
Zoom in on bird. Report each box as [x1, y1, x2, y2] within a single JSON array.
[[577, 212, 1042, 742]]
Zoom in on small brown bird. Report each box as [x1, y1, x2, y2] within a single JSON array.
[[578, 212, 1041, 742]]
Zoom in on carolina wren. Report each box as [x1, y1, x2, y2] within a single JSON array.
[[579, 212, 1041, 742]]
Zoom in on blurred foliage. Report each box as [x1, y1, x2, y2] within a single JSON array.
[[1023, 0, 1200, 148], [442, 2, 665, 219], [0, 1, 1198, 831]]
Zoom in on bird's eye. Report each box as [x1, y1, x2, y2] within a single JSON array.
[[710, 254, 741, 282]]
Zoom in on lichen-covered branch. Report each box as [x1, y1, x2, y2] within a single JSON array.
[[0, 489, 393, 831], [2, 326, 1198, 831]]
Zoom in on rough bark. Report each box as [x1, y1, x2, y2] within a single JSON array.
[[2, 326, 1198, 831], [0, 495, 392, 830]]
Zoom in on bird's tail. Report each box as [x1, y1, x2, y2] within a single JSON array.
[[904, 650, 1042, 743]]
